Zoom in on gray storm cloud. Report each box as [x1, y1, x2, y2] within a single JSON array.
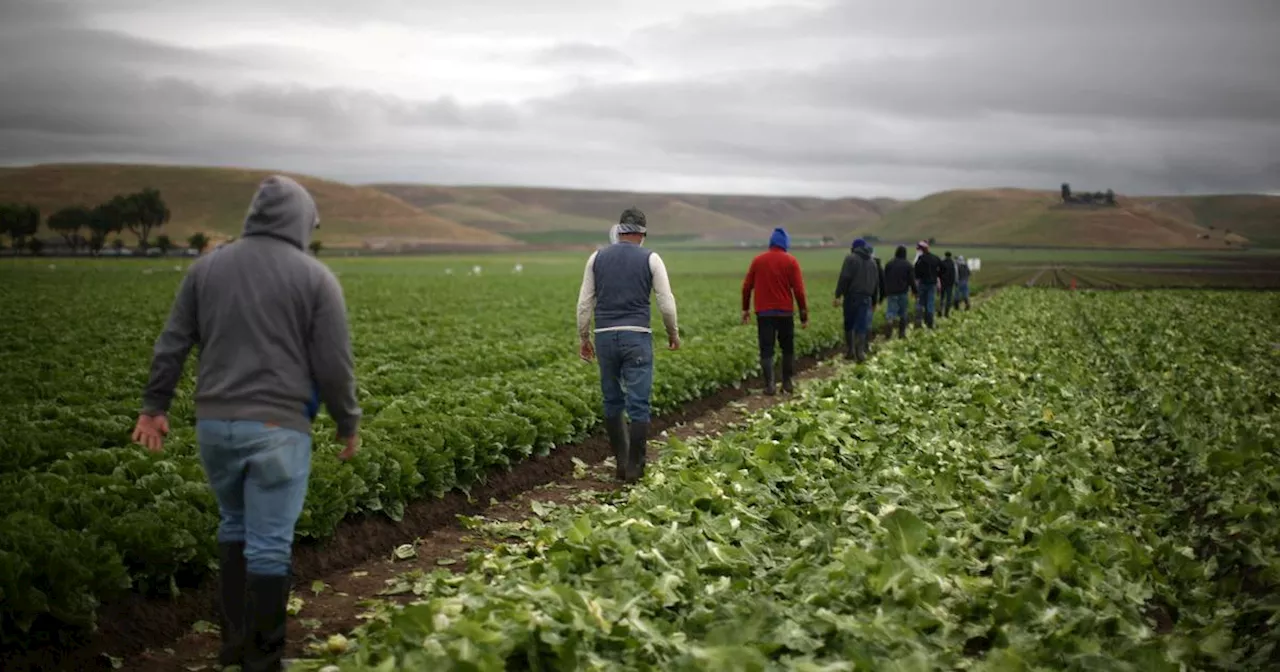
[[0, 0, 1277, 197]]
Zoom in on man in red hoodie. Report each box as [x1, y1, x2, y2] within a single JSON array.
[[741, 227, 809, 395]]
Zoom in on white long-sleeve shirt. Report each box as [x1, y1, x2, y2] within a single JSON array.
[[576, 250, 678, 340]]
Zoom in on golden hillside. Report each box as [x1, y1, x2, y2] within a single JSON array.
[[0, 164, 515, 247], [871, 189, 1263, 249]]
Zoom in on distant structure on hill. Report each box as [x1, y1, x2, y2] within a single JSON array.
[[1061, 183, 1116, 207]]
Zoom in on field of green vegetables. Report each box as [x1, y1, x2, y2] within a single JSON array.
[[0, 250, 863, 643], [299, 289, 1280, 671]]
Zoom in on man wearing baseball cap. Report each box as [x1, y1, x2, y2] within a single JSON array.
[[913, 240, 943, 329], [577, 207, 680, 482]]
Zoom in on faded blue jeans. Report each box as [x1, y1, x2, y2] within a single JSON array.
[[916, 284, 936, 321], [197, 420, 312, 576], [595, 330, 654, 423], [842, 294, 873, 335]]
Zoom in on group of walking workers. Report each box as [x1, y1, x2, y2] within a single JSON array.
[[749, 232, 972, 368], [130, 186, 969, 671]]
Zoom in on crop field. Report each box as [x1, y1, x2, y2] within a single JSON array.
[[306, 289, 1280, 670], [0, 249, 872, 650], [1, 250, 1277, 671]]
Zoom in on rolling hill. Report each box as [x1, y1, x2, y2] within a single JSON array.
[[0, 164, 515, 247], [1, 163, 1275, 249], [371, 184, 896, 242], [869, 189, 1271, 249], [1133, 195, 1280, 248]]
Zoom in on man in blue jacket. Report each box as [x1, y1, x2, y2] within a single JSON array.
[[133, 176, 362, 672]]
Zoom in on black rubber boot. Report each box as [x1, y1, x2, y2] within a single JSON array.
[[897, 318, 907, 339], [244, 573, 291, 672], [625, 421, 649, 482], [844, 330, 856, 360], [604, 415, 629, 481], [964, 299, 971, 311], [217, 542, 248, 669], [854, 333, 867, 363], [781, 353, 795, 394], [925, 312, 935, 329], [761, 356, 776, 396]]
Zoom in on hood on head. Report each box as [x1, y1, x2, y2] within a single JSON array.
[[769, 227, 789, 251], [895, 245, 907, 259], [851, 237, 867, 250], [242, 175, 319, 250]]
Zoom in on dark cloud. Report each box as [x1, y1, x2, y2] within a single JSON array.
[[0, 0, 1277, 197]]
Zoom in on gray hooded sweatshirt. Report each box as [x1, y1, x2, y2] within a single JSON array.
[[142, 175, 361, 438]]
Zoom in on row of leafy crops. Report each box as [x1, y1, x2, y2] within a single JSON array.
[[0, 251, 863, 642], [307, 288, 1279, 671]]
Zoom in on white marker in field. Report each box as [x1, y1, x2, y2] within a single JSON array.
[[513, 263, 523, 274], [445, 268, 453, 275], [472, 265, 482, 276]]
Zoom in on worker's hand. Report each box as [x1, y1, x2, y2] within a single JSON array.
[[579, 338, 595, 362], [740, 310, 750, 325], [132, 413, 169, 454], [668, 334, 681, 351], [832, 298, 841, 308], [337, 433, 360, 461]]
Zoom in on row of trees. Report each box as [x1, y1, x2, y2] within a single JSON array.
[[1060, 183, 1117, 206], [3, 187, 325, 256], [0, 188, 187, 256]]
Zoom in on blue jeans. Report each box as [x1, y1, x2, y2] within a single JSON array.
[[842, 294, 873, 335], [916, 284, 936, 318], [941, 285, 955, 310], [595, 331, 654, 423], [885, 293, 909, 321], [197, 420, 312, 576], [958, 282, 970, 300]]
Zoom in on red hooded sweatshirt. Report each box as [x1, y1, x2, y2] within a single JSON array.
[[742, 243, 808, 319]]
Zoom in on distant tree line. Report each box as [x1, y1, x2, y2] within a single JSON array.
[[1061, 183, 1116, 207], [0, 189, 216, 257]]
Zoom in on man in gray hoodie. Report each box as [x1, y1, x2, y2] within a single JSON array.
[[132, 175, 361, 672]]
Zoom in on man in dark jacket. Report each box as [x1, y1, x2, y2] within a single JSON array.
[[939, 251, 957, 318], [913, 240, 942, 329], [577, 207, 680, 482], [882, 245, 916, 339], [866, 246, 886, 345], [742, 227, 808, 395], [834, 238, 881, 362], [133, 175, 362, 672], [956, 255, 972, 311]]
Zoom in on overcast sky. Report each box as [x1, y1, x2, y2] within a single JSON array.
[[1, 0, 1278, 198]]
